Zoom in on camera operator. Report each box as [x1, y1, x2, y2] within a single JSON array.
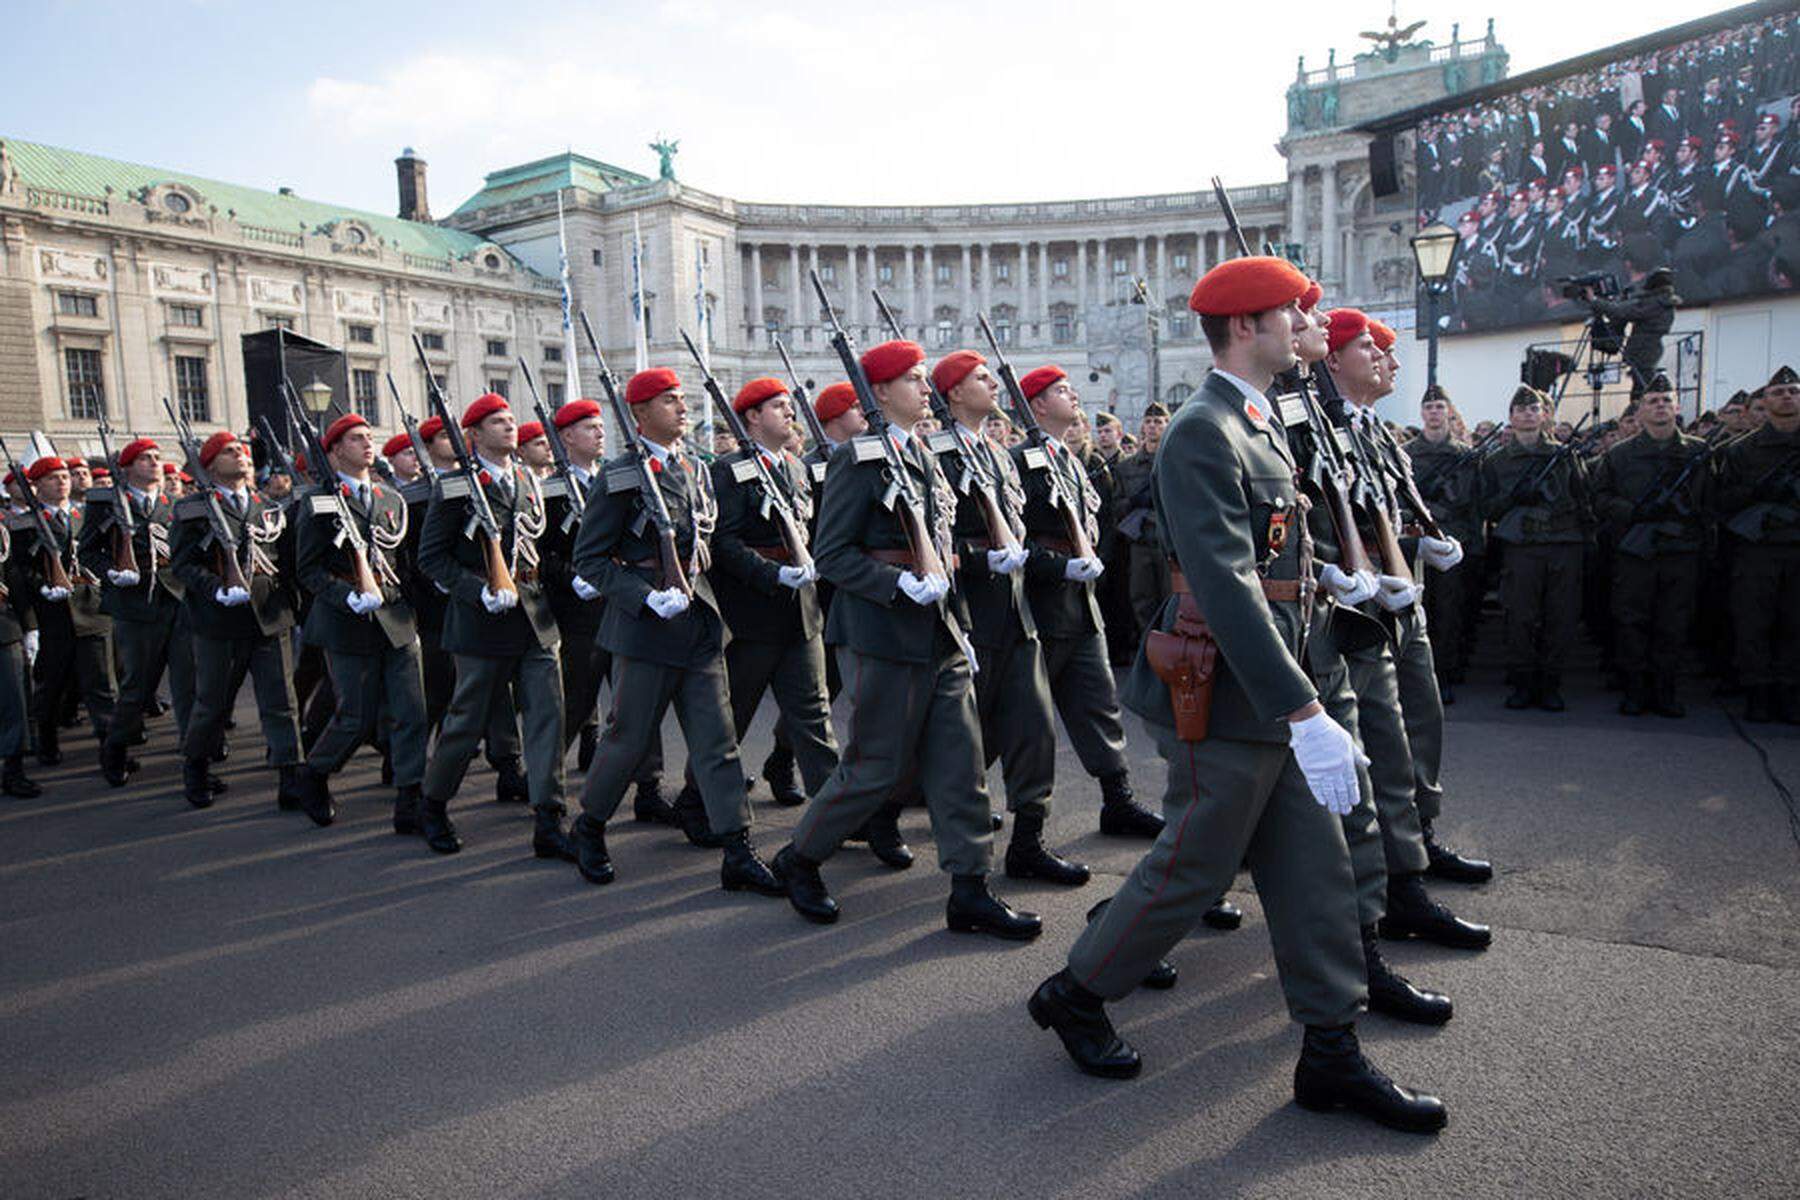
[[1580, 240, 1678, 389]]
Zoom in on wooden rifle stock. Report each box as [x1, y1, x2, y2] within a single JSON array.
[[111, 522, 140, 578]]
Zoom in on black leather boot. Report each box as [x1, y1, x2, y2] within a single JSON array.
[[1028, 968, 1142, 1079], [631, 777, 678, 825], [1422, 820, 1493, 884], [1202, 897, 1244, 930], [946, 873, 1042, 940], [572, 814, 614, 884], [295, 764, 336, 827], [392, 784, 423, 836], [1004, 809, 1091, 886], [532, 806, 578, 861], [1618, 673, 1649, 716], [182, 756, 214, 809], [1098, 772, 1162, 838], [1381, 872, 1491, 949], [1363, 925, 1453, 1025], [1085, 898, 1176, 989], [675, 784, 725, 848], [492, 756, 529, 805], [211, 738, 231, 763], [863, 802, 914, 870], [719, 829, 783, 895], [421, 795, 462, 855], [3, 754, 42, 798], [772, 844, 838, 924], [1537, 672, 1566, 712], [1503, 671, 1536, 710], [576, 725, 598, 773], [760, 746, 805, 806], [100, 741, 131, 788], [1293, 1024, 1447, 1133]]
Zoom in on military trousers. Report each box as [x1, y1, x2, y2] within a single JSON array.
[[1040, 631, 1130, 781], [1613, 550, 1699, 678], [102, 614, 178, 757], [182, 631, 300, 767], [1389, 606, 1445, 826], [1422, 558, 1470, 679], [558, 617, 605, 748], [581, 653, 747, 833], [420, 628, 520, 761], [1731, 544, 1800, 688], [722, 635, 838, 794], [1500, 542, 1584, 675], [1126, 541, 1172, 633], [972, 633, 1057, 814], [309, 642, 429, 788], [791, 641, 994, 876], [1345, 641, 1431, 876], [424, 646, 564, 813], [167, 607, 196, 742], [1066, 721, 1366, 1026], [0, 642, 27, 758], [34, 627, 115, 742], [1314, 650, 1386, 927]]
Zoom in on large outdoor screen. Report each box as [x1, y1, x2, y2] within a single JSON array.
[[1415, 10, 1800, 335]]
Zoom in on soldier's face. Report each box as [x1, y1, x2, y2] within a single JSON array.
[[520, 438, 552, 469], [949, 365, 1000, 419], [1295, 307, 1330, 364], [745, 394, 794, 448], [826, 407, 869, 442], [1140, 414, 1168, 450], [1510, 399, 1543, 435], [69, 465, 91, 489], [561, 415, 605, 462], [34, 470, 71, 505], [1327, 332, 1381, 398], [1677, 144, 1698, 166], [1095, 421, 1121, 452], [1721, 404, 1746, 431], [1641, 393, 1677, 432], [213, 443, 251, 484], [874, 365, 932, 429], [428, 431, 456, 468], [472, 410, 518, 458], [1421, 399, 1450, 433], [1766, 382, 1800, 419], [391, 447, 420, 479], [1033, 379, 1081, 429], [126, 452, 161, 489], [636, 390, 688, 445], [333, 425, 376, 472]]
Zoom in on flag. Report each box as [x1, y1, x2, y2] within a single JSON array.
[[694, 244, 713, 439], [557, 191, 584, 401], [630, 214, 649, 373]]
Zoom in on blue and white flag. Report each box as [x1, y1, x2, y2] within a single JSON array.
[[557, 191, 583, 401], [630, 214, 649, 373]]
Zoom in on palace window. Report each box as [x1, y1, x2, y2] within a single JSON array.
[[266, 314, 295, 331], [175, 355, 210, 423], [819, 263, 836, 284], [935, 263, 952, 284], [347, 323, 375, 344], [544, 345, 563, 363], [65, 348, 105, 419], [487, 378, 510, 399], [1053, 258, 1069, 279], [995, 261, 1012, 282], [170, 303, 205, 328], [935, 319, 955, 347], [1111, 256, 1129, 276], [592, 248, 604, 267], [1053, 314, 1072, 343], [418, 331, 446, 351], [878, 263, 894, 284], [57, 291, 99, 317], [486, 339, 508, 359], [352, 369, 380, 422], [547, 382, 566, 405], [1173, 252, 1191, 272]]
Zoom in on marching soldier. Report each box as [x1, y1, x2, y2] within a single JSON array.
[[771, 340, 1040, 939], [1481, 385, 1593, 711], [383, 432, 422, 485], [1590, 372, 1712, 717], [1013, 367, 1161, 839], [0, 516, 40, 797], [416, 393, 570, 857], [1111, 402, 1170, 635], [1089, 411, 1136, 665], [1403, 387, 1486, 702], [169, 431, 302, 811], [567, 367, 782, 896], [291, 413, 428, 831], [1719, 364, 1800, 722], [1029, 257, 1444, 1133]]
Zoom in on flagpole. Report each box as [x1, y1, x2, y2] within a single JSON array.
[[631, 214, 649, 374], [557, 190, 584, 401]]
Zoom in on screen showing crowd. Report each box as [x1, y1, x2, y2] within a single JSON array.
[[1414, 11, 1800, 335]]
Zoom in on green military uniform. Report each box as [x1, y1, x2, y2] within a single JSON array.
[[1590, 428, 1712, 714], [1718, 421, 1800, 719], [1402, 433, 1485, 686], [1086, 442, 1135, 664], [0, 521, 40, 794], [1110, 446, 1169, 632], [7, 501, 114, 762]]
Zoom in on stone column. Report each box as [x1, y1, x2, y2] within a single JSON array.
[[1321, 161, 1339, 285], [979, 243, 992, 322], [922, 245, 935, 341], [904, 246, 917, 335], [1287, 167, 1305, 259], [1134, 237, 1147, 283], [749, 243, 764, 345], [1037, 241, 1050, 330], [1017, 244, 1028, 323], [787, 244, 801, 337], [960, 243, 972, 338], [1076, 239, 1088, 312], [1156, 234, 1170, 300]]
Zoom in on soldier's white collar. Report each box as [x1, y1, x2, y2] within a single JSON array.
[[336, 470, 373, 493], [475, 453, 514, 480], [639, 437, 676, 465], [956, 421, 987, 447], [1211, 369, 1272, 425]]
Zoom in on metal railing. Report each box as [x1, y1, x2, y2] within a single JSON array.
[[1522, 328, 1706, 422]]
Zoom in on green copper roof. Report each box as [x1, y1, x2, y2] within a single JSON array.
[[1, 135, 517, 263], [452, 152, 651, 216]]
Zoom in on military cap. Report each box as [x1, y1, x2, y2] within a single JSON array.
[[199, 431, 240, 467], [381, 433, 413, 459], [1510, 385, 1545, 410], [931, 350, 985, 396], [624, 368, 680, 405], [1769, 365, 1799, 387], [321, 412, 368, 451], [814, 382, 857, 423], [517, 420, 546, 444], [1325, 308, 1371, 354], [117, 437, 158, 467], [25, 456, 68, 481], [418, 415, 445, 441], [1143, 402, 1170, 418], [554, 398, 603, 429], [860, 340, 925, 385], [1187, 255, 1309, 317], [1020, 365, 1067, 401], [732, 377, 788, 414], [460, 392, 511, 428]]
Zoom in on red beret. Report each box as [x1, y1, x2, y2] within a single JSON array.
[[199, 431, 240, 468], [1020, 365, 1068, 401], [1595, 163, 1616, 177], [1298, 280, 1324, 311], [1187, 255, 1310, 317], [626, 367, 680, 405], [554, 398, 602, 429], [734, 377, 788, 414], [1681, 135, 1705, 151], [1325, 308, 1371, 354], [91, 466, 110, 478], [382, 433, 413, 458], [418, 415, 445, 441], [460, 392, 510, 429], [117, 437, 158, 467], [1369, 320, 1397, 352], [932, 351, 985, 396], [814, 382, 857, 423], [320, 412, 369, 451], [161, 462, 179, 475], [65, 456, 86, 468], [1648, 136, 1669, 150], [25, 456, 68, 482], [517, 420, 546, 444], [860, 340, 925, 385]]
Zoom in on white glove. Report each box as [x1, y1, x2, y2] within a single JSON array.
[[986, 546, 1029, 574], [1288, 710, 1367, 815], [214, 586, 250, 607], [346, 590, 383, 615], [645, 587, 691, 619], [107, 569, 141, 588], [1319, 563, 1378, 607], [23, 630, 39, 665], [897, 570, 949, 605], [1419, 534, 1464, 571], [1374, 574, 1422, 612], [39, 585, 70, 602], [1063, 556, 1105, 582], [571, 575, 601, 602], [777, 563, 817, 589], [480, 586, 518, 613]]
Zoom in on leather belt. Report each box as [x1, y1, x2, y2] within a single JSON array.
[[1170, 565, 1302, 604], [1036, 536, 1076, 554], [867, 548, 961, 571], [616, 557, 661, 571], [748, 545, 792, 563]]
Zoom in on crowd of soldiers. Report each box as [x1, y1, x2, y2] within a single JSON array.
[[17, 237, 1793, 1135], [1419, 12, 1800, 329]]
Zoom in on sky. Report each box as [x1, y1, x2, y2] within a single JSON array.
[[4, 0, 1733, 217]]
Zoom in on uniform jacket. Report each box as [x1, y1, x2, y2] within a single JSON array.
[[1719, 423, 1800, 546], [76, 484, 179, 624], [709, 445, 822, 644], [0, 522, 32, 645], [418, 461, 557, 657], [169, 487, 293, 638], [1591, 430, 1713, 555], [396, 476, 446, 636], [537, 465, 602, 637], [933, 424, 1034, 650], [1479, 436, 1592, 544], [1402, 435, 1486, 546], [1014, 437, 1104, 640], [296, 479, 418, 653], [7, 502, 110, 640]]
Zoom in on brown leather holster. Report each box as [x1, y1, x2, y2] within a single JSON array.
[[1146, 567, 1218, 743]]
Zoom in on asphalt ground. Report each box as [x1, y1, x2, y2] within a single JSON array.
[[2, 674, 1797, 1199]]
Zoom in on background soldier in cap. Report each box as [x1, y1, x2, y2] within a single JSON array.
[[1013, 366, 1160, 840], [292, 413, 427, 831], [1590, 373, 1712, 717], [1030, 257, 1443, 1133], [1111, 403, 1171, 638], [1719, 365, 1800, 722], [772, 339, 1038, 939], [169, 431, 301, 811], [1404, 387, 1487, 702], [1089, 411, 1136, 666], [417, 393, 570, 858], [568, 368, 781, 897], [0, 518, 41, 796]]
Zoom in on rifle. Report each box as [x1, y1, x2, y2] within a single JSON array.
[[1333, 393, 1416, 583], [518, 357, 586, 533], [575, 311, 690, 596], [772, 336, 830, 452], [278, 379, 387, 600], [159, 397, 255, 593], [1618, 441, 1717, 557], [1413, 424, 1505, 496], [1724, 444, 1800, 542], [975, 312, 1096, 561], [810, 270, 947, 581], [93, 411, 139, 577], [0, 435, 74, 593], [1493, 413, 1593, 542], [411, 334, 516, 598], [678, 328, 813, 571]]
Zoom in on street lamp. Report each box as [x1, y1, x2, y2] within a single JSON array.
[[300, 376, 334, 419], [1130, 276, 1161, 418], [1409, 221, 1459, 392]]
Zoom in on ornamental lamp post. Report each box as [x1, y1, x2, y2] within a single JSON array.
[[301, 376, 334, 418], [1409, 221, 1459, 392]]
